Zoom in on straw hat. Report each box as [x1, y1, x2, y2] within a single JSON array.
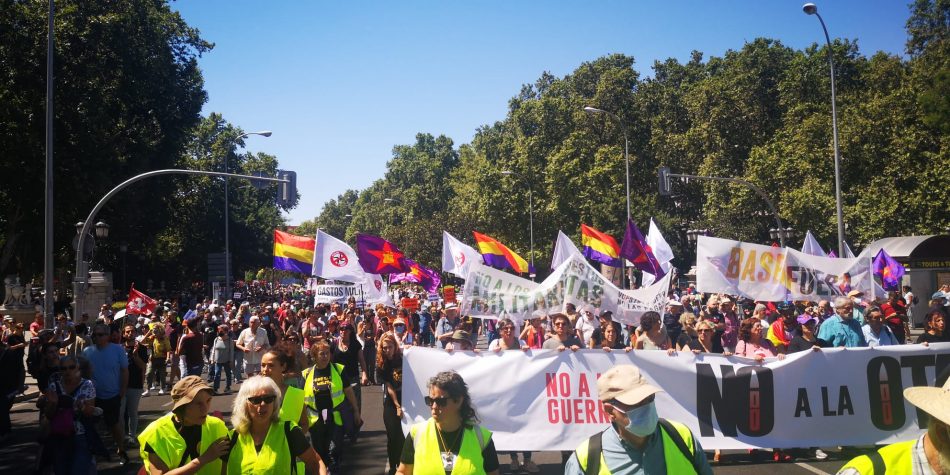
[[903, 377, 950, 427]]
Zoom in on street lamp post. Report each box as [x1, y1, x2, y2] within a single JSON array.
[[803, 3, 845, 257], [501, 170, 535, 280], [224, 130, 271, 302], [584, 106, 631, 287]]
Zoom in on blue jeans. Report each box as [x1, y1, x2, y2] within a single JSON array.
[[233, 351, 244, 382], [213, 363, 232, 391], [51, 433, 97, 475]]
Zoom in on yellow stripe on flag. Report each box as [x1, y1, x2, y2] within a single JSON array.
[[274, 242, 314, 264]]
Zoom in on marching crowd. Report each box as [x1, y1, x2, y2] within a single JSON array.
[[0, 281, 948, 474]]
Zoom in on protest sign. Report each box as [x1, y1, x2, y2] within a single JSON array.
[[402, 344, 950, 450], [696, 235, 878, 301], [461, 254, 670, 326]]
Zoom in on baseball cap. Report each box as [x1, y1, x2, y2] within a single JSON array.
[[797, 314, 818, 325], [171, 376, 212, 410], [597, 365, 661, 405], [932, 291, 947, 300]]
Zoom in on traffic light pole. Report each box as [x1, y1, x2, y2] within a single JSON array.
[[658, 168, 786, 248], [73, 169, 290, 317]]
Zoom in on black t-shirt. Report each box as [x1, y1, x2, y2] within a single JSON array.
[[787, 335, 830, 353], [377, 356, 403, 404], [916, 332, 950, 344], [400, 424, 499, 472], [126, 343, 149, 389], [308, 364, 353, 411], [332, 339, 363, 380]]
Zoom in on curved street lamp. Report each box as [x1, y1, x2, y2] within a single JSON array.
[[802, 3, 845, 257], [501, 170, 535, 280]]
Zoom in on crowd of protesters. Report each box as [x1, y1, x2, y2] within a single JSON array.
[[0, 280, 948, 473]]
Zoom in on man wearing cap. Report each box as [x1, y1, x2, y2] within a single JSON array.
[[138, 376, 230, 474], [838, 376, 950, 474], [435, 303, 460, 349], [565, 365, 712, 474], [444, 330, 475, 352], [818, 297, 868, 348]]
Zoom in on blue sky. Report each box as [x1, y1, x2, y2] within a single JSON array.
[[171, 1, 912, 225]]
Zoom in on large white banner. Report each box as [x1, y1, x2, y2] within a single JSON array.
[[402, 344, 950, 450], [460, 254, 671, 326], [696, 235, 879, 301]]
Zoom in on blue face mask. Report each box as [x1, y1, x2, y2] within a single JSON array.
[[623, 401, 658, 437]]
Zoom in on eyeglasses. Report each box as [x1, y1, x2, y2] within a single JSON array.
[[425, 396, 451, 407], [248, 395, 277, 405], [553, 322, 566, 327]]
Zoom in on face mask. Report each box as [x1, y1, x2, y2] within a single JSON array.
[[623, 401, 659, 437]]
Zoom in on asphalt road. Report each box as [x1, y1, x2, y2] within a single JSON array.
[[3, 376, 867, 475]]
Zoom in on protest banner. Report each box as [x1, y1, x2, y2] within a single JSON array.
[[696, 235, 878, 301], [310, 281, 391, 305], [401, 297, 420, 311], [443, 285, 456, 303], [402, 344, 950, 450], [461, 254, 670, 326]]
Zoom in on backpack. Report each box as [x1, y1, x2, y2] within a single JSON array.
[[49, 381, 78, 437]]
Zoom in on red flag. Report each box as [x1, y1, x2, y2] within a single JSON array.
[[126, 285, 157, 315]]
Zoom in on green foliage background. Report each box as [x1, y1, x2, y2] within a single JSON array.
[[300, 0, 949, 277]]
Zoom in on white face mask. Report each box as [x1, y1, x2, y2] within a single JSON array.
[[623, 401, 658, 437]]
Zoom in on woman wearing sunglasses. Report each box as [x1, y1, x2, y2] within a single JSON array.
[[228, 376, 326, 475], [397, 371, 499, 475]]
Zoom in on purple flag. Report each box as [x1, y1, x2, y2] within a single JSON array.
[[390, 259, 441, 293], [356, 234, 410, 274], [872, 249, 905, 291], [619, 219, 664, 278]]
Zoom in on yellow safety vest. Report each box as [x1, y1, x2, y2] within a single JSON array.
[[302, 363, 345, 426], [409, 418, 492, 475], [227, 421, 298, 475], [574, 421, 697, 475], [838, 439, 915, 474], [280, 385, 305, 424], [137, 413, 229, 475]]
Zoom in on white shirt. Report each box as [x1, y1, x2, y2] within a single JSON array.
[[575, 314, 597, 343], [237, 327, 269, 364]]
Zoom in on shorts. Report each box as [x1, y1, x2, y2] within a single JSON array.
[[96, 395, 122, 426]]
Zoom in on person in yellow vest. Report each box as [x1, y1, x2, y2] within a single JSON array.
[[838, 373, 950, 474], [565, 365, 713, 475], [227, 376, 326, 475], [262, 349, 308, 429], [303, 340, 362, 474], [396, 370, 500, 475], [137, 376, 230, 475]]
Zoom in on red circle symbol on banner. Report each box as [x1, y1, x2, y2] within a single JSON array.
[[330, 251, 348, 267], [455, 252, 465, 267]]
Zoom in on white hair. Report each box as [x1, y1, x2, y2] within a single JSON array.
[[231, 376, 281, 434]]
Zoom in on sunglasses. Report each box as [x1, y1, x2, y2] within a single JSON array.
[[553, 322, 566, 327], [697, 329, 712, 333], [424, 396, 452, 407], [248, 395, 277, 405]]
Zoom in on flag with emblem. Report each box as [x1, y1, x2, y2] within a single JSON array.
[[356, 234, 410, 274]]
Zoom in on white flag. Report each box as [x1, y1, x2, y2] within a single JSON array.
[[801, 230, 827, 257], [641, 219, 675, 286], [551, 230, 584, 270], [442, 231, 482, 279], [842, 241, 856, 259], [313, 229, 370, 283]]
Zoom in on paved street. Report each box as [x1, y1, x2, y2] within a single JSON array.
[[2, 373, 871, 475]]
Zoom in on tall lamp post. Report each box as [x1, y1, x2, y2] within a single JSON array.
[[803, 3, 845, 257], [224, 130, 271, 301], [500, 170, 535, 280], [584, 106, 631, 287]]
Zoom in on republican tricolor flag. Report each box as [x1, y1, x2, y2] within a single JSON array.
[[580, 224, 622, 267], [273, 230, 315, 275], [473, 231, 533, 274]]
